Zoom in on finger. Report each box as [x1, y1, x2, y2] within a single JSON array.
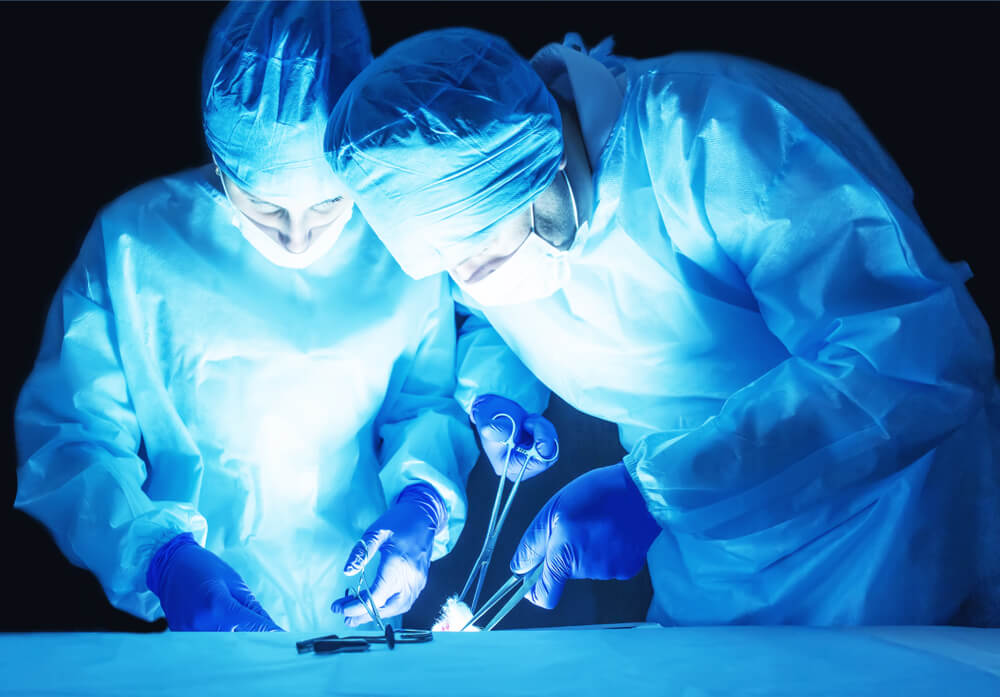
[[362, 556, 399, 610], [472, 395, 526, 444], [330, 595, 354, 614], [479, 411, 519, 445], [227, 581, 281, 628], [343, 527, 391, 575], [344, 610, 383, 629], [526, 545, 570, 610], [510, 498, 556, 575], [336, 552, 396, 622], [522, 414, 558, 462], [242, 600, 282, 630], [339, 590, 395, 628], [377, 589, 415, 620], [335, 597, 375, 622], [471, 394, 512, 426], [219, 594, 283, 632]]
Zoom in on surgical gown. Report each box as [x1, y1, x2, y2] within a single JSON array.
[[15, 166, 478, 632], [457, 44, 1000, 625]]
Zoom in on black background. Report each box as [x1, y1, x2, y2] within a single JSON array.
[[1, 1, 997, 633]]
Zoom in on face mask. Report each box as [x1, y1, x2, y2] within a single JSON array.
[[216, 159, 352, 269], [231, 206, 352, 270], [453, 231, 570, 307]]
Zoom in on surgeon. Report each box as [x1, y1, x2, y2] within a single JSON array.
[[326, 28, 1000, 626], [14, 3, 478, 633]]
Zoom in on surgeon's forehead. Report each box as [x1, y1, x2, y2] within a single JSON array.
[[230, 176, 347, 208]]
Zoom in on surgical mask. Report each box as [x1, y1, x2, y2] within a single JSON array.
[[216, 161, 352, 269], [453, 231, 570, 307], [230, 206, 352, 269]]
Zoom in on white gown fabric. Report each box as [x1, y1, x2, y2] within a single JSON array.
[[15, 166, 478, 632]]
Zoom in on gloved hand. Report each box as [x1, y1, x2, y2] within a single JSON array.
[[331, 483, 446, 627], [511, 463, 661, 609], [146, 532, 283, 631], [471, 394, 559, 481]]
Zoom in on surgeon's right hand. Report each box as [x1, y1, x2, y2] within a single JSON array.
[[510, 463, 662, 609], [146, 533, 283, 632], [471, 394, 559, 481]]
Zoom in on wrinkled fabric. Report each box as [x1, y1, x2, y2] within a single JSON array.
[[204, 1, 371, 202], [454, 308, 550, 416], [327, 28, 563, 279], [341, 32, 999, 625], [14, 167, 478, 632]]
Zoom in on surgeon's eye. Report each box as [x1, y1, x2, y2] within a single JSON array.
[[253, 203, 284, 216], [311, 197, 344, 214]]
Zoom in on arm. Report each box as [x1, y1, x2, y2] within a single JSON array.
[[14, 222, 206, 621], [453, 290, 551, 417], [334, 276, 481, 626], [624, 71, 995, 557], [373, 276, 480, 560]]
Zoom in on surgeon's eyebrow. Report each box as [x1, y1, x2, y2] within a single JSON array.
[[229, 181, 277, 208], [243, 192, 280, 208], [234, 178, 344, 211], [312, 196, 344, 207]]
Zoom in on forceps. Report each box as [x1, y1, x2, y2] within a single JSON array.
[[459, 412, 558, 611], [343, 566, 385, 631], [460, 563, 544, 631]]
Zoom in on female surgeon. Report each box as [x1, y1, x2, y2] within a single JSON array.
[[13, 2, 477, 632]]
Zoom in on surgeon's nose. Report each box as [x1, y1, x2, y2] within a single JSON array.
[[280, 227, 314, 254]]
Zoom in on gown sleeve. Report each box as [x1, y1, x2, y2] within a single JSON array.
[[15, 217, 206, 621], [622, 69, 997, 617]]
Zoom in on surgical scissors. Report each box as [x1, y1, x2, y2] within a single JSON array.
[[460, 563, 544, 631], [459, 412, 558, 611]]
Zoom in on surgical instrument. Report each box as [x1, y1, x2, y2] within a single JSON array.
[[459, 412, 558, 611], [296, 625, 434, 655], [343, 568, 385, 631], [461, 563, 544, 632]]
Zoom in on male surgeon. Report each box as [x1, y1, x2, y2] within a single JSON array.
[[326, 28, 999, 626]]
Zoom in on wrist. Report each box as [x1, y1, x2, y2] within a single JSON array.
[[613, 463, 661, 546], [396, 483, 448, 534], [145, 532, 197, 596]]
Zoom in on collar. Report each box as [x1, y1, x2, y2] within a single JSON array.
[[530, 34, 626, 172]]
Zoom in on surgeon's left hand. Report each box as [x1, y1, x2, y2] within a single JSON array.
[[472, 394, 559, 481], [511, 463, 662, 609], [331, 483, 446, 627]]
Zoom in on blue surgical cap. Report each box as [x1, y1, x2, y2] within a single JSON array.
[[326, 28, 563, 279], [203, 0, 372, 202]]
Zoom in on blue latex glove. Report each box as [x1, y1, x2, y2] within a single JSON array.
[[471, 394, 559, 481], [331, 483, 446, 627], [146, 533, 283, 631], [511, 463, 662, 609]]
